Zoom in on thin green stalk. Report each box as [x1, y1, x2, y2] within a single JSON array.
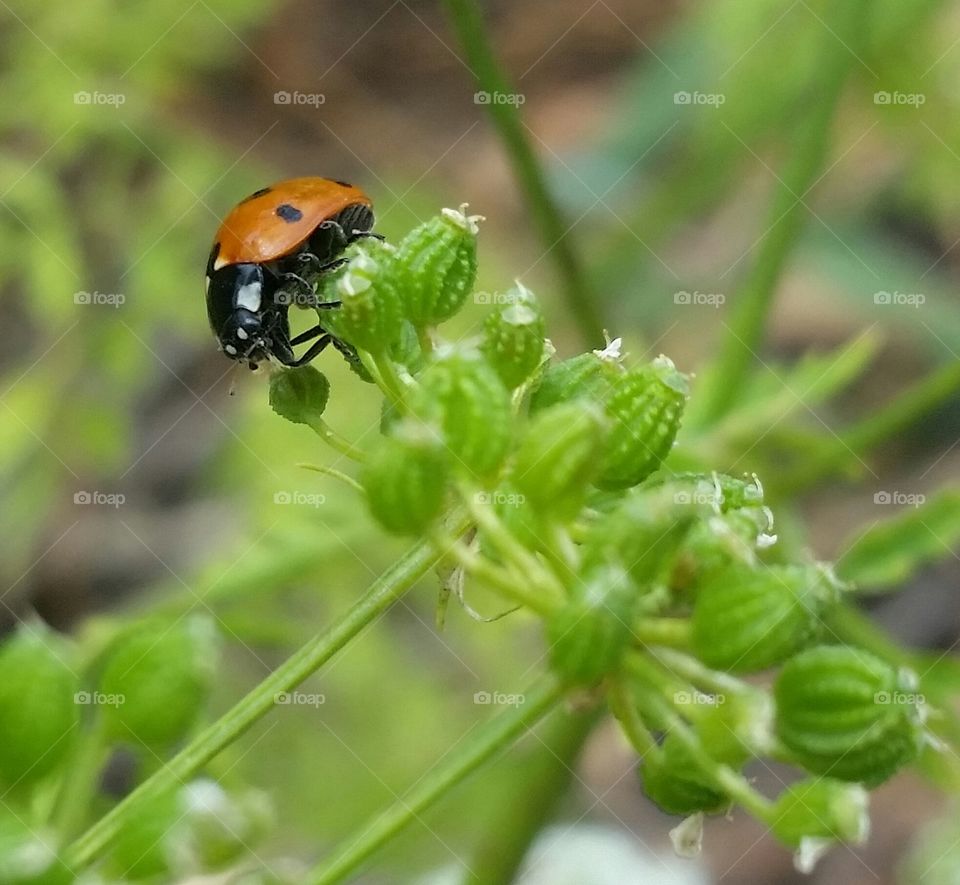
[[696, 0, 872, 424], [608, 676, 660, 759], [307, 417, 367, 462], [306, 676, 565, 885], [441, 0, 604, 346], [780, 359, 960, 492], [64, 515, 470, 871], [627, 653, 772, 819], [50, 716, 109, 840], [297, 463, 364, 494], [633, 617, 692, 650], [464, 703, 601, 885]]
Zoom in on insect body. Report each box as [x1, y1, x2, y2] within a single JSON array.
[[205, 177, 375, 367]]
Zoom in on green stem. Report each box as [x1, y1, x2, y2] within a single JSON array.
[[633, 617, 692, 650], [464, 703, 601, 885], [307, 418, 367, 462], [649, 646, 754, 697], [695, 0, 871, 424], [780, 360, 960, 492], [429, 530, 551, 615], [440, 0, 604, 346], [627, 653, 773, 819], [64, 516, 470, 872], [50, 717, 109, 839], [297, 463, 364, 494], [306, 676, 565, 885], [608, 676, 660, 759]]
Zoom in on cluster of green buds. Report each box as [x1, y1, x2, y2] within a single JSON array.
[[0, 616, 238, 882], [269, 207, 932, 869]]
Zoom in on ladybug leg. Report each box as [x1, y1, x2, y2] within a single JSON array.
[[287, 334, 332, 367], [278, 272, 318, 309], [288, 324, 324, 347]]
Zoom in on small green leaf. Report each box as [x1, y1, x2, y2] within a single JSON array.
[[837, 491, 960, 591]]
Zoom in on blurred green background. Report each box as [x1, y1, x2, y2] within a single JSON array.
[[3, 0, 960, 882]]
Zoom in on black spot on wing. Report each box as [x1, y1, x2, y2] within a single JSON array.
[[241, 186, 271, 203], [276, 203, 304, 223]]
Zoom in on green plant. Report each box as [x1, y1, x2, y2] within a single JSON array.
[[15, 204, 943, 883]]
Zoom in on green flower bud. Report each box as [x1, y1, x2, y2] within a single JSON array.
[[481, 283, 546, 389], [641, 735, 727, 816], [774, 646, 924, 786], [529, 344, 624, 413], [476, 484, 542, 558], [691, 564, 831, 673], [0, 813, 70, 885], [512, 401, 608, 519], [362, 422, 450, 535], [0, 624, 78, 786], [770, 778, 869, 848], [269, 366, 330, 426], [182, 780, 273, 871], [395, 205, 481, 326], [412, 349, 512, 478], [99, 615, 219, 748], [596, 356, 689, 490], [106, 787, 183, 880], [547, 564, 638, 685], [321, 239, 401, 354]]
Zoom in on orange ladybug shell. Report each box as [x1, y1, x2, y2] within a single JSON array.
[[211, 177, 372, 270]]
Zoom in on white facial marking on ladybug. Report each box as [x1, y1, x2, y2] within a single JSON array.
[[224, 344, 238, 356], [236, 280, 262, 312], [236, 327, 249, 340]]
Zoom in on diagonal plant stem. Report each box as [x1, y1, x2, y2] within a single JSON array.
[[695, 0, 872, 424], [463, 702, 601, 885], [441, 0, 605, 346], [63, 511, 470, 872], [306, 676, 566, 885]]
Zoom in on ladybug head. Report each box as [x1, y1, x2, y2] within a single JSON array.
[[218, 309, 267, 362]]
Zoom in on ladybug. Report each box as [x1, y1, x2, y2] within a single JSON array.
[[205, 176, 376, 368]]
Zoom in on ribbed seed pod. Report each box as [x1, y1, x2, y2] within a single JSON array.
[[394, 206, 481, 326], [774, 645, 924, 786], [321, 239, 401, 354], [596, 356, 689, 490], [512, 401, 608, 519], [412, 349, 512, 478], [362, 422, 450, 536], [690, 564, 829, 673], [641, 735, 728, 816], [481, 283, 546, 389], [770, 777, 869, 848], [547, 564, 638, 685], [529, 348, 623, 413], [0, 624, 77, 786]]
